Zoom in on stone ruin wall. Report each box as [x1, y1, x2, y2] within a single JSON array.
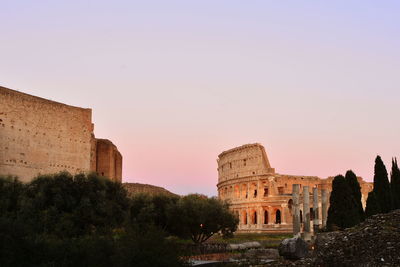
[[217, 143, 373, 233], [0, 86, 122, 182], [217, 143, 275, 183]]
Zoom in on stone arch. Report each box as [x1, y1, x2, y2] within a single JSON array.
[[242, 211, 247, 225], [275, 209, 281, 224], [252, 210, 257, 224], [264, 210, 269, 224], [288, 199, 293, 215]]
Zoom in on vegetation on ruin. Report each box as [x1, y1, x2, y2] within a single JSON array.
[[0, 172, 238, 266], [390, 158, 400, 210], [327, 175, 360, 230], [365, 191, 380, 217], [372, 156, 393, 213], [365, 156, 400, 217], [345, 170, 365, 221]]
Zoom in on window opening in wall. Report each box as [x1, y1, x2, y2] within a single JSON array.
[[310, 208, 314, 220], [264, 210, 268, 224], [254, 189, 257, 198], [300, 210, 303, 223], [229, 163, 232, 169], [275, 209, 281, 224], [278, 187, 284, 195], [243, 212, 247, 224], [243, 159, 247, 166], [264, 187, 269, 196]]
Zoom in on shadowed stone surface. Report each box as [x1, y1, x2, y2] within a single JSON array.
[[278, 236, 309, 260]]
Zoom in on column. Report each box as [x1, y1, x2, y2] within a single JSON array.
[[321, 189, 328, 228], [313, 187, 319, 233], [303, 186, 311, 236], [247, 208, 250, 228], [292, 184, 301, 236], [281, 204, 286, 224]]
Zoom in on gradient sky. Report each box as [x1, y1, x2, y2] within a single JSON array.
[[1, 1, 400, 196]]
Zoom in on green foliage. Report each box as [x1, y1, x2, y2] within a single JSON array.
[[327, 175, 360, 230], [19, 172, 130, 237], [0, 173, 183, 267], [129, 193, 179, 230], [0, 176, 24, 216], [365, 191, 381, 217], [345, 170, 365, 221], [390, 158, 400, 210], [167, 194, 238, 243], [373, 156, 392, 213]]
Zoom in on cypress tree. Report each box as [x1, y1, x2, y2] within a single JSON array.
[[390, 158, 400, 210], [373, 156, 392, 213], [345, 170, 365, 221], [327, 175, 360, 230], [365, 191, 380, 217]]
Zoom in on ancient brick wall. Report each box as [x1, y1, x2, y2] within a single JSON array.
[[217, 143, 373, 233], [217, 143, 275, 183], [0, 86, 122, 182], [95, 139, 122, 183]]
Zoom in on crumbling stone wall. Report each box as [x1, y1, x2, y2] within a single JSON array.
[[217, 143, 373, 233], [0, 86, 122, 182], [95, 139, 122, 183]]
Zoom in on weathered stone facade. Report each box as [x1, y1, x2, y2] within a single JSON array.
[[0, 86, 122, 182], [217, 143, 373, 233]]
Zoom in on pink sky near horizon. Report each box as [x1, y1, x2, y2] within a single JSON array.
[[1, 1, 400, 196]]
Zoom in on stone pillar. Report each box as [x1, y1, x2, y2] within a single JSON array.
[[313, 187, 319, 233], [281, 204, 286, 224], [247, 208, 251, 228], [258, 207, 263, 228], [292, 184, 301, 236], [303, 186, 311, 240], [321, 189, 328, 228]]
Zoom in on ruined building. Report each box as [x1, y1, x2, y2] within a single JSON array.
[[0, 86, 122, 182], [217, 143, 373, 233]]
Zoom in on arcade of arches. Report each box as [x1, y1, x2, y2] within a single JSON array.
[[217, 144, 373, 233]]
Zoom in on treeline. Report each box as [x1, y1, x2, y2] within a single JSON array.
[[0, 172, 238, 267], [327, 156, 400, 230]]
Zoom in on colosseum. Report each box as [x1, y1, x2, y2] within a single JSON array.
[[217, 143, 373, 233], [0, 86, 122, 182]]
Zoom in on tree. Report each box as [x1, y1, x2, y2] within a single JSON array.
[[373, 156, 392, 213], [327, 175, 360, 230], [19, 172, 130, 237], [390, 158, 400, 210], [345, 170, 365, 221], [167, 194, 238, 243], [365, 191, 380, 217], [129, 194, 179, 230]]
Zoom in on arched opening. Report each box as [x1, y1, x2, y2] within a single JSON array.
[[243, 211, 247, 225], [275, 209, 281, 224], [264, 210, 268, 224], [253, 211, 257, 224], [300, 210, 303, 223], [310, 208, 314, 220]]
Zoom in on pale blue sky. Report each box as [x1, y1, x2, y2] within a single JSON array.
[[1, 1, 400, 195]]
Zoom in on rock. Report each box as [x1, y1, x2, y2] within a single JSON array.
[[278, 236, 309, 260], [312, 209, 400, 266], [227, 241, 261, 251]]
